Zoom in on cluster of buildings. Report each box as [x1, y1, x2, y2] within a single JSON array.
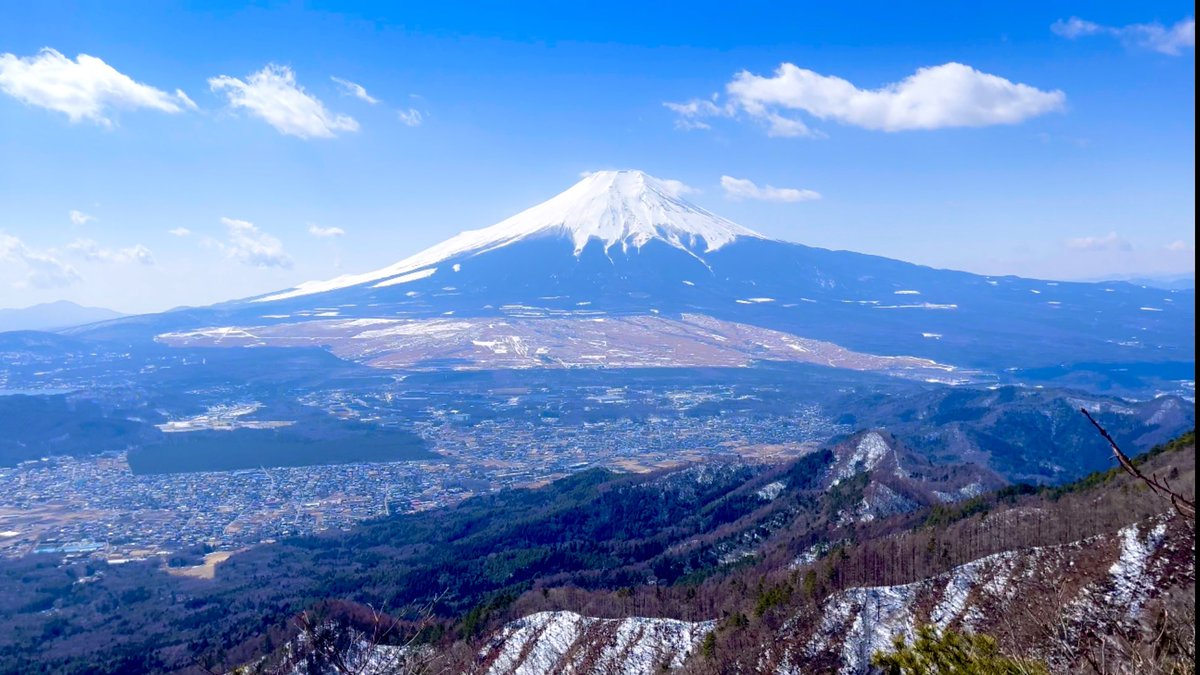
[[0, 385, 841, 565]]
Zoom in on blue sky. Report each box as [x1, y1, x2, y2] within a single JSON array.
[[1, 1, 1194, 312]]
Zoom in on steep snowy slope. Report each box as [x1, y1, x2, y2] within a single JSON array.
[[478, 611, 715, 675], [779, 517, 1190, 674]]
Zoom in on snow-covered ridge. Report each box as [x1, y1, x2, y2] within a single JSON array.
[[791, 518, 1179, 674], [831, 431, 893, 485], [256, 170, 763, 302], [479, 610, 715, 675]]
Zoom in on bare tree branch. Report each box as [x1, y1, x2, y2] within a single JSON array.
[[1079, 409, 1195, 520]]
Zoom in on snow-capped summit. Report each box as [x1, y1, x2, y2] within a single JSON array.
[[259, 170, 762, 302], [513, 170, 762, 254]]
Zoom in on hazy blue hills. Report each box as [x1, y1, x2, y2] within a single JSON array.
[[0, 300, 124, 333]]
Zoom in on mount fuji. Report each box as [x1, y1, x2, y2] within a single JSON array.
[[75, 170, 1191, 389]]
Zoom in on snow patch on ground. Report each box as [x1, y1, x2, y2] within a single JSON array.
[[1106, 521, 1168, 613], [802, 518, 1179, 674], [832, 432, 891, 484], [791, 541, 833, 569], [481, 611, 714, 675], [757, 481, 786, 501], [857, 484, 919, 522], [809, 585, 918, 674], [337, 318, 401, 327], [373, 267, 438, 288], [874, 303, 958, 310], [1147, 398, 1182, 425]]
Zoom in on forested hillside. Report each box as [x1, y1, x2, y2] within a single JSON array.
[[1, 432, 1193, 674]]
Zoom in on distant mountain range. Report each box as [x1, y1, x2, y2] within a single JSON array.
[[1094, 273, 1195, 290], [0, 300, 124, 333]]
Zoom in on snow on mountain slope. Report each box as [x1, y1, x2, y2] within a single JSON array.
[[467, 518, 1190, 675], [821, 430, 1004, 524], [477, 611, 714, 675], [785, 517, 1187, 674], [259, 170, 761, 302], [155, 313, 970, 380]]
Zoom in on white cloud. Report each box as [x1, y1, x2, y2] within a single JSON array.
[[217, 217, 292, 268], [209, 64, 359, 139], [330, 76, 379, 104], [67, 238, 155, 265], [731, 63, 1065, 133], [1065, 232, 1133, 252], [1165, 240, 1192, 251], [1051, 17, 1107, 39], [1053, 16, 1194, 55], [657, 178, 698, 198], [168, 227, 191, 237], [662, 97, 730, 130], [0, 48, 193, 126], [397, 107, 423, 126], [174, 89, 198, 110], [0, 232, 81, 288], [720, 176, 821, 202], [69, 209, 94, 225], [307, 223, 345, 238], [667, 62, 1064, 136], [760, 112, 816, 138]]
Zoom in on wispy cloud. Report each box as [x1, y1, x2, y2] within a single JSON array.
[[1052, 16, 1194, 55], [720, 175, 820, 202], [209, 64, 358, 139], [0, 232, 81, 288], [397, 107, 423, 127], [168, 227, 191, 237], [0, 48, 194, 126], [69, 209, 95, 225], [330, 76, 379, 104], [1165, 240, 1192, 252], [307, 223, 345, 238], [1065, 231, 1132, 252], [217, 217, 292, 268], [662, 97, 727, 130], [667, 62, 1064, 137], [67, 238, 155, 265], [657, 178, 698, 198]]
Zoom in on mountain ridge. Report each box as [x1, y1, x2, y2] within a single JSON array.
[[0, 300, 125, 333]]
